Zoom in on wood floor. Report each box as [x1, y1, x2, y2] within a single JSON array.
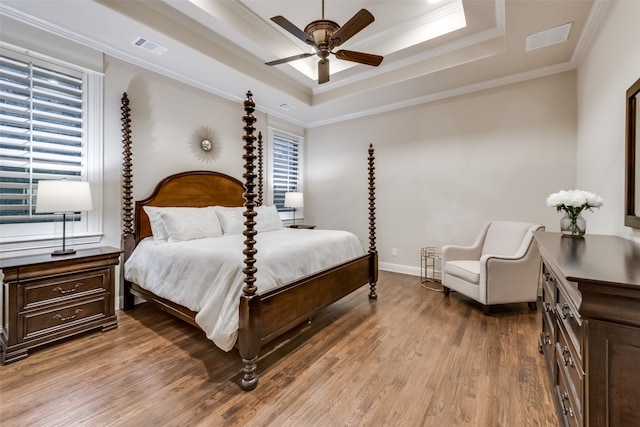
[[0, 271, 558, 427]]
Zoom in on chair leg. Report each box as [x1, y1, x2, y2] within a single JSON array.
[[443, 286, 451, 296], [528, 301, 537, 311], [482, 305, 491, 316]]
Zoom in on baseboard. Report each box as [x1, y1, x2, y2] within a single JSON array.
[[379, 262, 421, 277]]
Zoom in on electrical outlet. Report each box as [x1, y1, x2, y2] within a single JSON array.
[[392, 248, 398, 256]]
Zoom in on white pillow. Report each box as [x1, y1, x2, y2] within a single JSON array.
[[216, 207, 245, 235], [256, 205, 284, 232], [143, 206, 170, 242], [159, 206, 223, 242]]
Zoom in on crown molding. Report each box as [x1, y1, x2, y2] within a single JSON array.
[[571, 0, 613, 67]]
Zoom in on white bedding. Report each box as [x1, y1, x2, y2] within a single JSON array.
[[124, 228, 365, 351]]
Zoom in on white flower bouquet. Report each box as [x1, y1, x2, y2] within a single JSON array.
[[546, 189, 603, 237]]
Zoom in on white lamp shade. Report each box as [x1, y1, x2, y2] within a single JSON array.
[[284, 192, 304, 208], [36, 180, 93, 213]]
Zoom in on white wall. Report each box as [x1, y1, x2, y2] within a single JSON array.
[[104, 57, 261, 202], [307, 72, 578, 274], [576, 0, 640, 242]]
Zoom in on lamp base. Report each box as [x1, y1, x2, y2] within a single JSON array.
[[51, 248, 76, 256]]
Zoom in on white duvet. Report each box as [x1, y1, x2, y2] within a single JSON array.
[[124, 228, 365, 351]]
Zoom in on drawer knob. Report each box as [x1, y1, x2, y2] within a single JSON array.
[[52, 309, 83, 322], [560, 303, 573, 320], [53, 283, 81, 295], [538, 332, 551, 353], [561, 391, 574, 417], [562, 346, 574, 367]]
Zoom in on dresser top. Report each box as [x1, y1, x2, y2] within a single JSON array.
[[534, 232, 640, 289]]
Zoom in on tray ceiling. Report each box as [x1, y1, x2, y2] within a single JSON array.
[[0, 0, 603, 127]]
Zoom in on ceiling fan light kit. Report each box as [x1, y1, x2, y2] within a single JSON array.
[[265, 0, 384, 84]]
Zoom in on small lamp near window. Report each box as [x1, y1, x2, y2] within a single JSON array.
[[36, 180, 93, 256], [284, 192, 304, 227]]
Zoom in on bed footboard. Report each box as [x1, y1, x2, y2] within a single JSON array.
[[259, 253, 375, 344], [238, 252, 377, 390]]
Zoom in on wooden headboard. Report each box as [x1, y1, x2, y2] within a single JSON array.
[[134, 170, 245, 243]]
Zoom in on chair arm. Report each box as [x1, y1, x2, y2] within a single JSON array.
[[441, 244, 481, 263], [479, 238, 541, 304], [481, 251, 533, 270]]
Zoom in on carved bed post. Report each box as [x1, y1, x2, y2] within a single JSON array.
[[257, 131, 264, 206], [368, 144, 378, 299], [238, 91, 261, 391], [121, 93, 136, 310]]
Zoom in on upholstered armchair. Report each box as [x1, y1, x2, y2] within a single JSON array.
[[441, 221, 545, 315]]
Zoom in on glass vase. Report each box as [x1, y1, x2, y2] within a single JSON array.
[[560, 212, 586, 238]]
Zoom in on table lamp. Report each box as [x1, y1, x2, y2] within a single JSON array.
[[36, 180, 93, 255], [284, 192, 303, 226]]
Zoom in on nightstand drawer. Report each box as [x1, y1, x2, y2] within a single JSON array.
[[21, 297, 109, 341], [20, 269, 110, 310]]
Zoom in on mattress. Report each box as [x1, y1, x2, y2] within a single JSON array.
[[124, 228, 365, 351]]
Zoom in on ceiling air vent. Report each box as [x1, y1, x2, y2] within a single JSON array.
[[131, 36, 168, 56], [279, 103, 296, 111], [525, 23, 573, 52]]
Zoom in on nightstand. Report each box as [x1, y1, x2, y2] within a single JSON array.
[[288, 224, 316, 229], [0, 246, 121, 364]]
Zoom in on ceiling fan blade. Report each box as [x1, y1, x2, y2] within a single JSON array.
[[329, 9, 374, 47], [318, 59, 330, 84], [271, 16, 317, 46], [334, 50, 383, 66], [266, 52, 315, 66]]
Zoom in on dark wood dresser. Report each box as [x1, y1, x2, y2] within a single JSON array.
[[534, 232, 640, 427], [0, 246, 121, 364]]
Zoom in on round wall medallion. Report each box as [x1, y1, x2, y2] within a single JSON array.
[[190, 126, 221, 163], [201, 139, 212, 152]]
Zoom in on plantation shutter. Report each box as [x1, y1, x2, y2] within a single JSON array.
[[0, 53, 85, 224], [272, 134, 300, 211]]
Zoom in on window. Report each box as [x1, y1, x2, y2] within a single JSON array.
[[0, 47, 103, 251], [269, 130, 303, 219]]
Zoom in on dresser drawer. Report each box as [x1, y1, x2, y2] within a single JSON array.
[[539, 316, 555, 383], [557, 289, 582, 358], [20, 296, 109, 341], [542, 281, 556, 314], [556, 323, 583, 419], [556, 363, 581, 427], [541, 262, 557, 297], [541, 278, 556, 340], [19, 269, 110, 311]]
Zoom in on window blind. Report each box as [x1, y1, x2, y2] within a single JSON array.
[[0, 53, 85, 224], [272, 134, 300, 211]]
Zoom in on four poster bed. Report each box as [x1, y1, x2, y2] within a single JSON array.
[[120, 91, 378, 390]]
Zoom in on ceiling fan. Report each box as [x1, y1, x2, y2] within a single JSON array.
[[265, 0, 384, 84]]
